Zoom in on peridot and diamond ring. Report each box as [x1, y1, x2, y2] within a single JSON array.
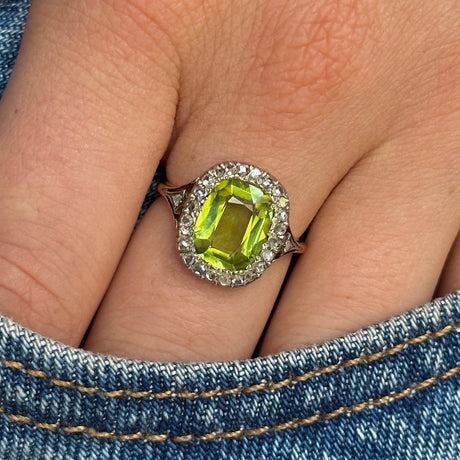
[[158, 162, 304, 287]]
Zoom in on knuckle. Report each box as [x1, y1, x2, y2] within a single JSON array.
[[252, 0, 377, 101], [176, 0, 380, 139]]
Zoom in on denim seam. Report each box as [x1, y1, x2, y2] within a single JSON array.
[[0, 321, 458, 399], [0, 365, 459, 443]]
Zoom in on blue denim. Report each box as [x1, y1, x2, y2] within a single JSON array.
[[0, 2, 459, 459], [0, 292, 459, 459], [0, 0, 29, 94]]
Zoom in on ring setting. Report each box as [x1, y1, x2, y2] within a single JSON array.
[[159, 162, 304, 287]]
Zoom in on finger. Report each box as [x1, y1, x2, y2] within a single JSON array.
[[0, 0, 179, 344], [83, 120, 360, 362], [436, 230, 460, 297], [84, 197, 292, 361], [260, 135, 460, 354], [83, 1, 388, 361]]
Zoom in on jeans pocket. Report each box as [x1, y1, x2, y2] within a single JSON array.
[[0, 291, 459, 460]]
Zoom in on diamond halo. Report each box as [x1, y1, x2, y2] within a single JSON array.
[[169, 162, 298, 287]]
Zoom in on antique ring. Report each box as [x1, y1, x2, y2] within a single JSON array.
[[158, 162, 305, 287]]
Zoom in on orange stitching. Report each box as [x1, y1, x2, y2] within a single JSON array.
[[1, 322, 458, 399], [0, 365, 459, 443]]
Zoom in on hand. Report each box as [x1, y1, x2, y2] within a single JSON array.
[[0, 0, 459, 361]]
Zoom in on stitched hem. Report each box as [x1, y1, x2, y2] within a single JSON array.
[[1, 321, 458, 400], [1, 365, 458, 443]]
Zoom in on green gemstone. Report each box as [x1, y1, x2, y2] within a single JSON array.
[[193, 178, 273, 271]]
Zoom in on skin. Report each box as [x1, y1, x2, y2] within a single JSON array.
[[0, 0, 459, 362]]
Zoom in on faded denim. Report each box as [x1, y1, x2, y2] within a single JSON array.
[[0, 2, 459, 459]]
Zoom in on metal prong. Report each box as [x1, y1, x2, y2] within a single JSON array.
[[157, 182, 194, 221]]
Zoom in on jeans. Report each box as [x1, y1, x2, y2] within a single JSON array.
[[0, 2, 459, 459]]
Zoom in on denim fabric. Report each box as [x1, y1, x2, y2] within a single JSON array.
[[0, 293, 458, 459], [0, 0, 29, 96], [0, 3, 460, 459]]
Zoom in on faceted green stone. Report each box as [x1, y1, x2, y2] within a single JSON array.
[[193, 178, 273, 271]]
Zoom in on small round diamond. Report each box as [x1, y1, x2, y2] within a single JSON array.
[[252, 260, 267, 275], [178, 238, 191, 250], [194, 187, 206, 200], [200, 174, 213, 189], [262, 249, 274, 263], [278, 196, 289, 208], [171, 192, 185, 209], [272, 184, 282, 197], [227, 163, 240, 175], [267, 237, 280, 251], [218, 273, 231, 286], [249, 168, 262, 181], [181, 253, 195, 266], [192, 262, 206, 276], [181, 214, 194, 228], [262, 177, 274, 189], [205, 269, 216, 281], [231, 273, 245, 287], [244, 271, 257, 284], [274, 222, 287, 236], [279, 211, 288, 222], [238, 164, 248, 175], [214, 166, 226, 178]]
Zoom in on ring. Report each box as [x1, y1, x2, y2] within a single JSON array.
[[158, 162, 305, 287]]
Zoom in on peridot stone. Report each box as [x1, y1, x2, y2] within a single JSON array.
[[193, 178, 273, 271]]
